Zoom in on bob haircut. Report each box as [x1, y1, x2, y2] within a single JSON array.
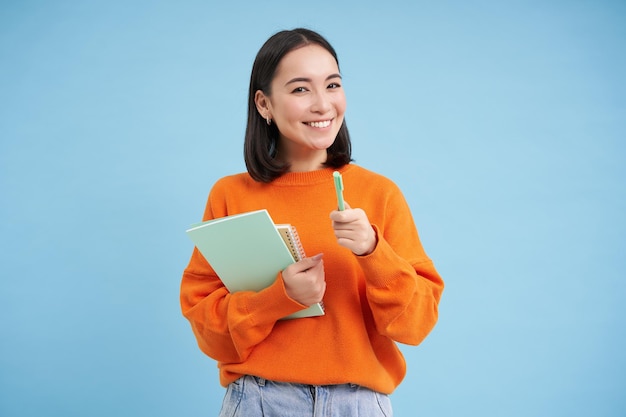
[[244, 28, 352, 183]]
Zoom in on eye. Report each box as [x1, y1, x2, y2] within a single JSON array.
[[291, 86, 309, 93], [328, 82, 342, 89]]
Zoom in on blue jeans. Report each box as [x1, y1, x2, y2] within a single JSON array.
[[218, 375, 393, 417]]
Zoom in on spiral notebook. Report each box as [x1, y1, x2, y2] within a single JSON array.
[[186, 209, 325, 319], [276, 224, 306, 261]]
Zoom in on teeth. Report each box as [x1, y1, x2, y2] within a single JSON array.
[[308, 120, 331, 128]]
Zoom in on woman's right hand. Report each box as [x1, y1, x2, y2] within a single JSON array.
[[281, 253, 326, 306]]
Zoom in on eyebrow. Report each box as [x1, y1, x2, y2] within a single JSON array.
[[284, 73, 342, 86]]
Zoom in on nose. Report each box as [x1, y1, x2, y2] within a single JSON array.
[[310, 90, 332, 114]]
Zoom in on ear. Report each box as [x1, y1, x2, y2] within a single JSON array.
[[254, 90, 271, 119]]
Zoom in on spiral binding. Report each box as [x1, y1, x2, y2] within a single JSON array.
[[276, 225, 306, 261]]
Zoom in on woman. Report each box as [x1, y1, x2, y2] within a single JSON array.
[[181, 28, 444, 416]]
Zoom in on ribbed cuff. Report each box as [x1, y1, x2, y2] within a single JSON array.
[[244, 273, 309, 324]]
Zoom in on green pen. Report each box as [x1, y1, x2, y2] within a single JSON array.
[[333, 171, 345, 211]]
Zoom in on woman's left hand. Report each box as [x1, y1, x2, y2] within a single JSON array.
[[330, 202, 377, 256]]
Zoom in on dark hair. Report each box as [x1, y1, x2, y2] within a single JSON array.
[[244, 28, 352, 183]]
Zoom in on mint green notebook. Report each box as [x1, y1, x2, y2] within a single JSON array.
[[186, 209, 324, 319]]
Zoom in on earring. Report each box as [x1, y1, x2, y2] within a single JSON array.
[[266, 116, 272, 125]]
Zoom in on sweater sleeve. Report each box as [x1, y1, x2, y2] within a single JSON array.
[[357, 187, 444, 346], [180, 189, 308, 363]]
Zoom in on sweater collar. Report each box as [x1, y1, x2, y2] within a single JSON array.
[[270, 164, 353, 186]]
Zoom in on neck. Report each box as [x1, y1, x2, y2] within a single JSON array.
[[277, 148, 328, 173]]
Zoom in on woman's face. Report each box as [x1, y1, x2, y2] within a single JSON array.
[[256, 44, 346, 167]]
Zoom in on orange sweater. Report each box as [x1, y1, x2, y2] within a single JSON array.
[[180, 164, 444, 394]]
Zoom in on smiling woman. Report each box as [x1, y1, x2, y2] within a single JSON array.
[[243, 29, 352, 183], [180, 28, 444, 417], [254, 44, 346, 172]]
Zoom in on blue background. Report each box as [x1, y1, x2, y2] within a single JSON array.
[[1, 1, 624, 416]]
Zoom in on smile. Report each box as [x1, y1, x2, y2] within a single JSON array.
[[306, 120, 331, 128]]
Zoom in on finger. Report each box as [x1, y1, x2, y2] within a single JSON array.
[[330, 207, 356, 223], [284, 253, 322, 275], [300, 253, 324, 271]]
